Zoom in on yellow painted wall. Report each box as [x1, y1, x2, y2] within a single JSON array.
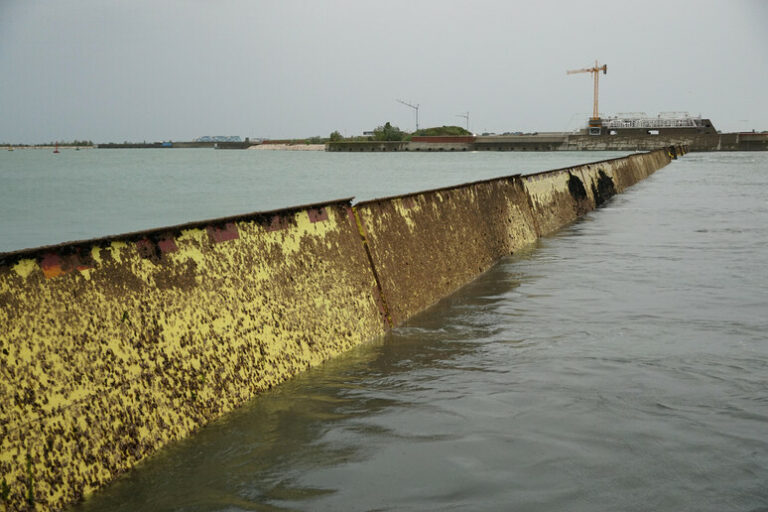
[[0, 149, 675, 511], [0, 201, 385, 510]]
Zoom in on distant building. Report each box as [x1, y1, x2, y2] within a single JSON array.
[[194, 136, 242, 143], [586, 112, 717, 136]]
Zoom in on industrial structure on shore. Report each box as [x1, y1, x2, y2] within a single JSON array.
[[329, 59, 765, 152], [326, 119, 768, 152], [91, 115, 767, 153]]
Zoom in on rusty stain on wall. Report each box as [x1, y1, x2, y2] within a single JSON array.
[[0, 148, 681, 511]]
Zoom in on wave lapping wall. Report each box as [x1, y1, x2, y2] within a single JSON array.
[[0, 148, 680, 510]]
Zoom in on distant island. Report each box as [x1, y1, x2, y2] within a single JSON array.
[[2, 140, 94, 149], [4, 118, 766, 152]]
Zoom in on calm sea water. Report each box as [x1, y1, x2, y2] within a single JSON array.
[[3, 150, 767, 511], [0, 149, 630, 253]]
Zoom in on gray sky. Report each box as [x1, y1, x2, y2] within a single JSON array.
[[1, 0, 766, 143]]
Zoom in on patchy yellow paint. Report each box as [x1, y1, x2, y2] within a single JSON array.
[[90, 245, 103, 264], [11, 258, 37, 280], [0, 200, 387, 511], [268, 209, 342, 257], [170, 228, 208, 268], [106, 241, 128, 264], [0, 150, 675, 512], [393, 199, 418, 232]]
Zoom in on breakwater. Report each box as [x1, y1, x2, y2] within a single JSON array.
[[0, 148, 681, 511], [327, 133, 766, 152], [96, 141, 252, 149]]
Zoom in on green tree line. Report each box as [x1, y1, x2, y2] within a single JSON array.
[[328, 124, 470, 142]]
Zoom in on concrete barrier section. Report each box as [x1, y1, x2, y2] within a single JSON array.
[[0, 201, 385, 510], [0, 149, 675, 510], [354, 177, 539, 326], [596, 150, 668, 193], [523, 150, 672, 235], [522, 168, 586, 236]]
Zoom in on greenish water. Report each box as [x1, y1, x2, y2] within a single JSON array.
[[0, 149, 629, 253], [3, 150, 767, 511]]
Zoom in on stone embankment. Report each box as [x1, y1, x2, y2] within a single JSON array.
[[248, 144, 325, 151], [326, 133, 766, 152], [0, 147, 684, 511]]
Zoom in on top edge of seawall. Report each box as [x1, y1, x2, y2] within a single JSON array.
[[356, 150, 660, 206], [0, 150, 666, 262], [522, 149, 661, 179], [355, 174, 524, 207], [0, 197, 355, 263]]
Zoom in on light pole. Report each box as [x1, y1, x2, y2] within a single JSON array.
[[397, 99, 420, 131], [456, 112, 469, 132]]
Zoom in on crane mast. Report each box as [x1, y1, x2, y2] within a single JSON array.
[[567, 60, 607, 130]]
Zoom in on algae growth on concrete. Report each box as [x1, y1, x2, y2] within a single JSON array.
[[0, 147, 682, 510]]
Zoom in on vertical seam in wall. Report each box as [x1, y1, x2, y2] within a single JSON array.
[[351, 206, 393, 328]]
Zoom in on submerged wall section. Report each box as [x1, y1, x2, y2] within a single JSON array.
[[0, 148, 679, 511]]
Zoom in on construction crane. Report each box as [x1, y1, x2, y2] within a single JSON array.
[[567, 60, 607, 124]]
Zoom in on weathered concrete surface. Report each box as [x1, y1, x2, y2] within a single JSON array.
[[327, 131, 757, 152], [354, 177, 539, 326], [564, 133, 766, 152], [0, 149, 677, 511], [611, 149, 672, 191], [520, 150, 673, 236], [522, 169, 584, 236], [0, 201, 385, 510], [406, 142, 472, 152], [325, 141, 409, 152], [407, 136, 475, 152]]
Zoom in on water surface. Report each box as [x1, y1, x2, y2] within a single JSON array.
[[0, 149, 629, 252], [67, 152, 768, 511]]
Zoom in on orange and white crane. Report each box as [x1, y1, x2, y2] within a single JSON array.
[[567, 60, 607, 122]]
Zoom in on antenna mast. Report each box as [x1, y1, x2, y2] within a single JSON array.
[[397, 99, 420, 131]]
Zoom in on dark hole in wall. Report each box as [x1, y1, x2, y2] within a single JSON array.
[[591, 169, 617, 207], [567, 172, 592, 216], [567, 172, 588, 201]]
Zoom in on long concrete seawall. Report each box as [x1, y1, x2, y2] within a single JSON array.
[[0, 148, 682, 510], [326, 133, 765, 152]]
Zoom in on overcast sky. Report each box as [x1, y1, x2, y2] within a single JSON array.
[[1, 0, 766, 143]]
